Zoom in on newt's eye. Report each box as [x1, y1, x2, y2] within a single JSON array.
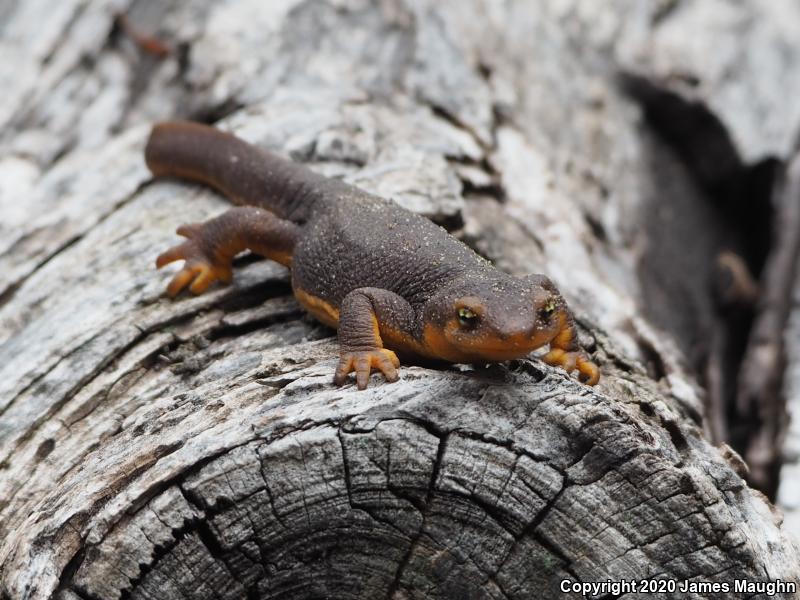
[[538, 298, 556, 320], [457, 307, 479, 327]]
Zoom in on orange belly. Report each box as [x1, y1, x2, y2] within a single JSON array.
[[293, 287, 340, 328]]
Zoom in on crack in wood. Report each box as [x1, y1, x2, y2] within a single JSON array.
[[384, 431, 448, 600]]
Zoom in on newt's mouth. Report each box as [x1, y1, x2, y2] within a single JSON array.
[[453, 342, 546, 362], [456, 328, 555, 352], [423, 321, 557, 363]]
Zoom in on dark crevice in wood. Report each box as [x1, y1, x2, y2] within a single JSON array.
[[336, 428, 415, 540], [585, 212, 609, 243], [117, 513, 203, 600], [633, 334, 668, 382], [459, 178, 507, 205], [507, 358, 549, 385], [526, 487, 584, 582], [68, 587, 102, 600], [0, 280, 22, 313], [490, 469, 570, 576], [444, 153, 498, 173], [194, 516, 241, 584], [174, 41, 193, 79], [449, 426, 549, 465], [425, 208, 466, 234], [447, 154, 506, 205], [63, 366, 149, 431], [210, 307, 305, 342], [620, 72, 791, 497], [214, 272, 292, 311], [735, 156, 800, 495], [54, 548, 91, 599], [619, 73, 745, 197], [427, 103, 489, 152], [660, 416, 690, 455], [189, 98, 247, 127], [33, 437, 56, 462]]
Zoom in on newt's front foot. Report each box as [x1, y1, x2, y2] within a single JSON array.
[[334, 348, 401, 390], [543, 349, 600, 386], [156, 223, 233, 297]]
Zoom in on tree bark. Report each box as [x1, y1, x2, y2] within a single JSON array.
[[1, 1, 799, 599]]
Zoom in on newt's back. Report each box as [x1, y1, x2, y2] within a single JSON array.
[[294, 191, 484, 308]]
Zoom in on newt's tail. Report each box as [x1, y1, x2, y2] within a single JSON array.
[[145, 121, 334, 223]]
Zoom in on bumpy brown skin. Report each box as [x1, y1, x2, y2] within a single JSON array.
[[145, 121, 600, 389]]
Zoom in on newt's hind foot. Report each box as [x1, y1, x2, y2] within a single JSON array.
[[156, 207, 300, 297], [334, 348, 401, 390], [542, 349, 600, 386], [156, 223, 234, 297]]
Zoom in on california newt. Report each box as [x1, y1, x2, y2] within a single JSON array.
[[145, 121, 600, 389]]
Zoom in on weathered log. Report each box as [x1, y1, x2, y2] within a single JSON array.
[[1, 1, 799, 599]]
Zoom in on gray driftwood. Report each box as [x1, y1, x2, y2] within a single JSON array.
[[1, 1, 799, 599]]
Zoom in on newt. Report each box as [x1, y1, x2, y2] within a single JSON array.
[[145, 121, 600, 389]]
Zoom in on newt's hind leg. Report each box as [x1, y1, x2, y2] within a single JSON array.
[[156, 206, 299, 296]]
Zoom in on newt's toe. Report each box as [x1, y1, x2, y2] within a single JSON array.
[[161, 260, 231, 297], [334, 348, 400, 390], [542, 349, 599, 386], [156, 244, 188, 269], [543, 349, 576, 373], [156, 232, 233, 297], [165, 265, 197, 297], [577, 356, 600, 386]]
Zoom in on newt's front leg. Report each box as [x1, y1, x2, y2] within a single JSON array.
[[156, 206, 300, 296], [334, 288, 416, 390]]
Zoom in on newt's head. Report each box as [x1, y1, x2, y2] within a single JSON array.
[[421, 273, 566, 363]]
